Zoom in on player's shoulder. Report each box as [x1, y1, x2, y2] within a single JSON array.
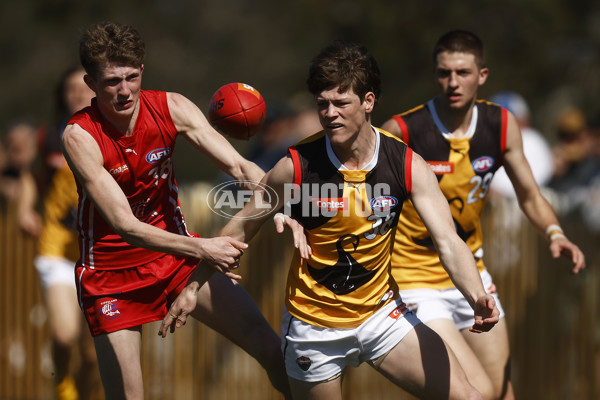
[[385, 103, 427, 124], [476, 98, 514, 126], [61, 122, 103, 163], [477, 98, 506, 114], [63, 121, 88, 141], [376, 126, 406, 144], [294, 130, 325, 146], [398, 103, 427, 118], [478, 98, 500, 107], [266, 153, 295, 187], [164, 91, 198, 125], [478, 98, 520, 128], [142, 89, 166, 99], [164, 90, 184, 103]]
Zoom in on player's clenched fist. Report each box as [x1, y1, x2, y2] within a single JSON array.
[[196, 236, 248, 278]]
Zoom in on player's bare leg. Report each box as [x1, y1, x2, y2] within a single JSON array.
[[373, 323, 483, 400], [45, 284, 81, 398], [190, 270, 291, 399], [427, 319, 495, 399], [461, 318, 514, 399], [93, 327, 144, 400], [77, 321, 102, 400], [288, 375, 343, 400]]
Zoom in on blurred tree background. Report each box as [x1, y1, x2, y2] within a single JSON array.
[[1, 0, 599, 182]]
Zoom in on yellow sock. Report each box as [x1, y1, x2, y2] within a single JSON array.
[[56, 375, 79, 400]]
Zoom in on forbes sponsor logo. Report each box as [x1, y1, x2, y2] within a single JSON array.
[[146, 147, 172, 164], [471, 156, 494, 172]]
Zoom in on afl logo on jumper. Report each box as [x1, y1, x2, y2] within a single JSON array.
[[146, 147, 172, 164], [471, 156, 494, 172], [370, 196, 397, 212]]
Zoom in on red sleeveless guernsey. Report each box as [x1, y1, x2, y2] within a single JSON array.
[[68, 90, 193, 270]]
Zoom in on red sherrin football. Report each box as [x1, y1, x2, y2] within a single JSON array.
[[208, 82, 266, 140]]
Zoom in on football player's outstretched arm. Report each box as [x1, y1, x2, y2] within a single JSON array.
[[501, 111, 585, 274], [409, 151, 499, 332], [167, 92, 264, 187]]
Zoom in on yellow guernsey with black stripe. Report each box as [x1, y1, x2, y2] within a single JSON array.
[[37, 165, 80, 262], [285, 128, 412, 329], [390, 99, 508, 289]]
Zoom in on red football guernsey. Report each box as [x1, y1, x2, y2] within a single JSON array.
[[68, 90, 193, 270]]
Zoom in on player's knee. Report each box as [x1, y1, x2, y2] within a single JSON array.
[[467, 374, 495, 400], [253, 334, 290, 398], [478, 383, 496, 400], [453, 382, 485, 400], [80, 342, 98, 363], [449, 366, 487, 400], [491, 378, 513, 400], [469, 388, 485, 400], [54, 327, 80, 347], [237, 317, 282, 368]]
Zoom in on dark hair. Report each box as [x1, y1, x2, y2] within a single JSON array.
[[433, 30, 485, 69], [79, 21, 145, 78], [307, 41, 381, 104], [54, 66, 85, 121]]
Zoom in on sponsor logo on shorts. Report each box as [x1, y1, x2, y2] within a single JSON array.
[[388, 302, 408, 320], [471, 156, 494, 172], [99, 299, 121, 320], [296, 356, 312, 371], [486, 283, 497, 294], [427, 161, 454, 174]]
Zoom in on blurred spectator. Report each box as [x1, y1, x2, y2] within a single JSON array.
[[489, 91, 554, 198], [0, 119, 42, 235], [548, 107, 598, 191], [583, 113, 600, 231], [486, 92, 555, 270], [546, 107, 600, 231], [590, 112, 600, 159], [33, 66, 102, 400], [245, 100, 297, 172]]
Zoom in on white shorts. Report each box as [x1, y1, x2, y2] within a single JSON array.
[[399, 269, 505, 331], [281, 298, 421, 382], [34, 255, 76, 289]]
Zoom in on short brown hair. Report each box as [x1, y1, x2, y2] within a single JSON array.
[[307, 41, 381, 104], [433, 30, 485, 69], [79, 22, 145, 78]]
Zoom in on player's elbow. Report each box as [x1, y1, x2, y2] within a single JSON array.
[[230, 159, 264, 184], [110, 212, 140, 243], [434, 233, 466, 260]]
